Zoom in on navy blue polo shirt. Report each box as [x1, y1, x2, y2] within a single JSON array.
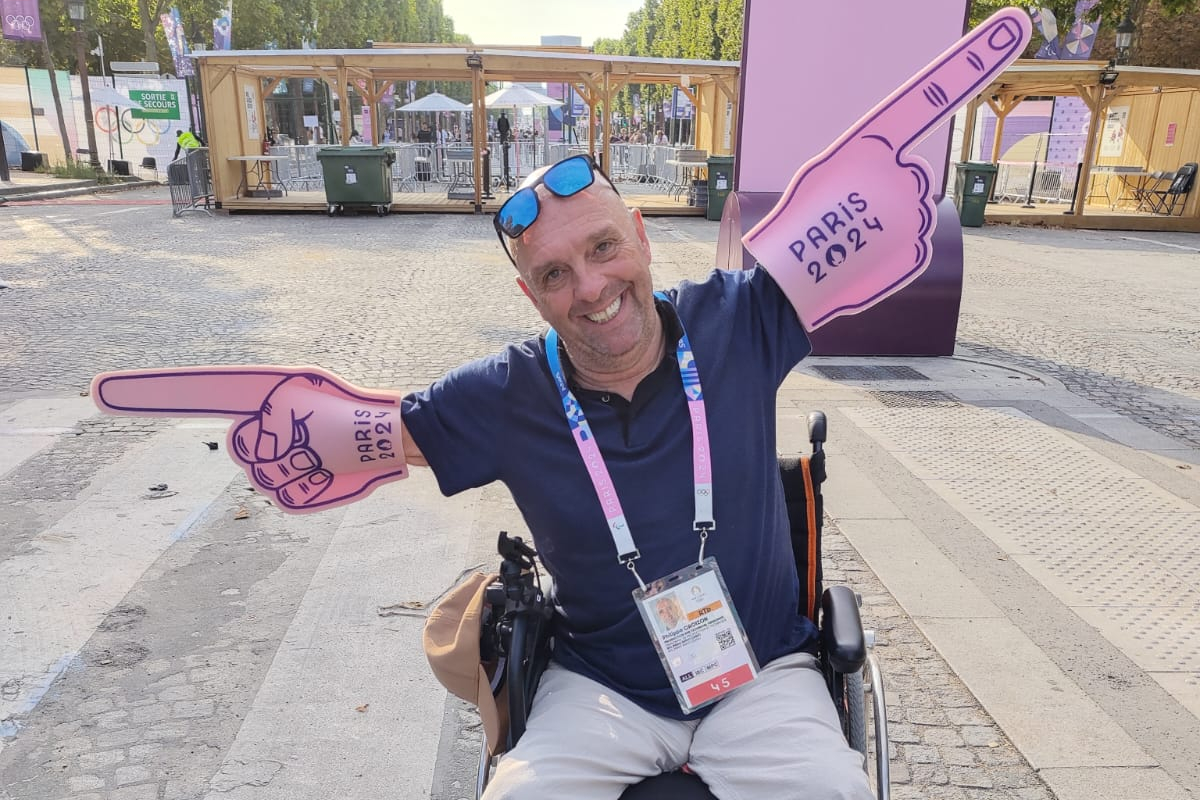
[[403, 267, 817, 719]]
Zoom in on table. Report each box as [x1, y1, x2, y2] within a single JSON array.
[[1085, 165, 1170, 211], [664, 159, 707, 201], [227, 155, 289, 198]]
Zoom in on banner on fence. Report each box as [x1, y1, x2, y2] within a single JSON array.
[[1, 0, 41, 41]]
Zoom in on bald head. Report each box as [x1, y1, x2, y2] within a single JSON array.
[[509, 180, 633, 273]]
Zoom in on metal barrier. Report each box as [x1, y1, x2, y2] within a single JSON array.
[[986, 161, 1080, 205], [168, 147, 213, 217], [268, 145, 323, 191]]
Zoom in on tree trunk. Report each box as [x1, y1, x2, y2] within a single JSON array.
[[40, 31, 73, 163], [139, 0, 160, 64]]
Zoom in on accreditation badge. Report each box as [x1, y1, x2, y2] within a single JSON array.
[[633, 557, 759, 714]]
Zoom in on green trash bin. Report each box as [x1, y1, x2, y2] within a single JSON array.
[[316, 146, 395, 216], [706, 155, 735, 221], [953, 162, 997, 227]]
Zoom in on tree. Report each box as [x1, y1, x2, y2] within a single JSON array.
[[969, 0, 1200, 64]]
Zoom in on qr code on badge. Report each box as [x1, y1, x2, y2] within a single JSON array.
[[716, 629, 736, 651]]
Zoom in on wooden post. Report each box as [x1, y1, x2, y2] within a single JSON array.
[[961, 95, 981, 162], [337, 59, 351, 146], [601, 69, 612, 173], [1072, 84, 1113, 217]]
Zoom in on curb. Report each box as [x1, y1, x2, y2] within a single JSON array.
[[0, 179, 159, 204]]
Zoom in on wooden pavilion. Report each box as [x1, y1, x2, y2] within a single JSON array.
[[965, 60, 1200, 231], [193, 46, 740, 214]]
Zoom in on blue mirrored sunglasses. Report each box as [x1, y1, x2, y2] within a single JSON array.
[[493, 154, 614, 264]]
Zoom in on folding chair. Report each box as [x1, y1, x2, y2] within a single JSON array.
[[139, 156, 159, 181], [1145, 162, 1196, 216]]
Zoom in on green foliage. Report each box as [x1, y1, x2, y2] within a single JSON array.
[[0, 0, 464, 72], [45, 159, 121, 182], [969, 0, 1200, 62]]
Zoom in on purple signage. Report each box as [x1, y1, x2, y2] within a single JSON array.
[[1, 0, 42, 41], [160, 7, 194, 77]]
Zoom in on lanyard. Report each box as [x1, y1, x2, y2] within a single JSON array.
[[544, 292, 713, 589]]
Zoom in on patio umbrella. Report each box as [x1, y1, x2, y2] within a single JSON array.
[[88, 86, 144, 163], [484, 85, 564, 109], [395, 91, 470, 144], [396, 91, 470, 113], [486, 86, 565, 182], [90, 86, 144, 109]]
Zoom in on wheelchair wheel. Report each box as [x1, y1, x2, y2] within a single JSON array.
[[845, 669, 868, 764]]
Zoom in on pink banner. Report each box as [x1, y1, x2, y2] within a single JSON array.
[[1, 0, 43, 41]]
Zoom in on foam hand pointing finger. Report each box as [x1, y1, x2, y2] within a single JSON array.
[[91, 366, 408, 513], [743, 8, 1032, 331]]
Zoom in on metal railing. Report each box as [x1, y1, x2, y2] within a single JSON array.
[[992, 161, 1080, 205], [168, 147, 213, 217]]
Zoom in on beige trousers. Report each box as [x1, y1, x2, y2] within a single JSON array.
[[483, 652, 874, 800]]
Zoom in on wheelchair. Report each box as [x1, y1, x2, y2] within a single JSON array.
[[475, 412, 891, 799]]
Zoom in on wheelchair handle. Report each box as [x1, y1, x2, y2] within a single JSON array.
[[807, 411, 827, 454]]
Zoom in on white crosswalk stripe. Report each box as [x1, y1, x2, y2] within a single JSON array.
[[0, 398, 487, 792]]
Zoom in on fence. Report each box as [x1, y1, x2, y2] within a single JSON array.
[[168, 147, 212, 217], [991, 161, 1081, 205], [258, 141, 710, 198]]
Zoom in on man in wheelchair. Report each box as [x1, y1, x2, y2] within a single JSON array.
[[414, 155, 874, 799]]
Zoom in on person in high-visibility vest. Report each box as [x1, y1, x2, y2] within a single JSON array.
[[172, 129, 202, 160]]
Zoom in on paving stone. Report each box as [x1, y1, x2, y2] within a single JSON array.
[[171, 699, 215, 719], [93, 729, 142, 750], [77, 749, 125, 770], [67, 776, 105, 792], [114, 764, 152, 786], [156, 685, 197, 702], [75, 698, 114, 716], [129, 704, 170, 725], [129, 743, 164, 761], [108, 784, 159, 800]]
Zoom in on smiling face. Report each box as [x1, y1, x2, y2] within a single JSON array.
[[511, 182, 660, 388]]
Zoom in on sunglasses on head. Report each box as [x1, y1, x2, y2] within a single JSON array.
[[493, 154, 615, 265]]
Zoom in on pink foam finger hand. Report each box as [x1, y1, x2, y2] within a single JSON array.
[[743, 8, 1031, 331], [92, 367, 295, 418], [94, 365, 410, 515], [275, 470, 406, 512]]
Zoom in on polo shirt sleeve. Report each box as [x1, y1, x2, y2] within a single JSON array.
[[400, 350, 514, 497], [671, 267, 811, 387]]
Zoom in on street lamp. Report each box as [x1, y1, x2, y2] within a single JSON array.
[[66, 0, 100, 169], [1115, 14, 1136, 65]]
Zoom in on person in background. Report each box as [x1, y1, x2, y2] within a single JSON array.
[[172, 128, 202, 160]]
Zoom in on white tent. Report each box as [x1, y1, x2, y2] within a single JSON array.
[[484, 85, 564, 109], [396, 91, 470, 113]]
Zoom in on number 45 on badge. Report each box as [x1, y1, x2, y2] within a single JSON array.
[[743, 8, 1032, 331]]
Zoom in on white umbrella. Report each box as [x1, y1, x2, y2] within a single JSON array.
[[396, 91, 470, 113], [88, 86, 144, 164], [89, 86, 143, 109], [484, 85, 564, 109]]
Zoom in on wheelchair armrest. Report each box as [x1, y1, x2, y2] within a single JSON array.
[[820, 586, 867, 674]]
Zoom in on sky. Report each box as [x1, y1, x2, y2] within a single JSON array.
[[441, 0, 644, 47]]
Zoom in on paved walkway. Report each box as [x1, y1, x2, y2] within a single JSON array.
[[0, 190, 1197, 799]]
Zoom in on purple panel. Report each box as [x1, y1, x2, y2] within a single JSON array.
[[0, 0, 42, 41], [979, 114, 1052, 161], [1047, 96, 1091, 165], [717, 193, 964, 356]]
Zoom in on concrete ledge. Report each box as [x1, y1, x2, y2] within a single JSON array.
[[0, 179, 158, 203]]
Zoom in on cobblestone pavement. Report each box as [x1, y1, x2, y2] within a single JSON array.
[[955, 226, 1200, 448], [824, 519, 1052, 800], [1, 190, 1196, 799]]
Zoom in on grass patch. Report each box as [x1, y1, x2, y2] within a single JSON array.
[[39, 159, 121, 184]]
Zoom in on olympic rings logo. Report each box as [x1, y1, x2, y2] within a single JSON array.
[[4, 13, 36, 34], [93, 107, 168, 146]]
